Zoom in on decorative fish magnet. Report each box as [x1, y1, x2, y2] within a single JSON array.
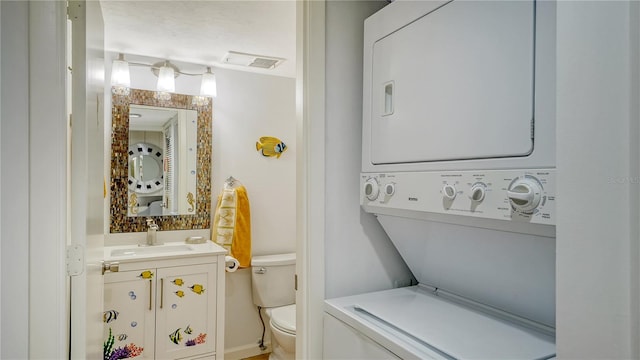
[[256, 136, 287, 158], [103, 310, 119, 323], [172, 278, 184, 286], [184, 325, 193, 335], [190, 284, 205, 295], [138, 270, 153, 279], [117, 333, 128, 341], [169, 328, 183, 345], [175, 290, 185, 298]]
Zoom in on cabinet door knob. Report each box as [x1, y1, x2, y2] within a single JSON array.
[[101, 261, 119, 275]]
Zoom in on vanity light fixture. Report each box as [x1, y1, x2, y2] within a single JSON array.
[[111, 53, 131, 95], [200, 67, 217, 97], [110, 53, 217, 98], [156, 61, 176, 93]]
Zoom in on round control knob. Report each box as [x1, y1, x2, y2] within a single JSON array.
[[469, 183, 486, 202], [364, 178, 380, 201], [384, 183, 395, 196], [442, 184, 457, 200], [507, 177, 543, 213]]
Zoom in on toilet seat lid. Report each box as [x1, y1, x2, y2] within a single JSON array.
[[270, 304, 296, 335]]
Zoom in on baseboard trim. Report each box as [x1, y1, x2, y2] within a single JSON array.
[[224, 342, 272, 360]]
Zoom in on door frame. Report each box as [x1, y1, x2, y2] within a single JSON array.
[[27, 1, 69, 358], [296, 0, 326, 359]]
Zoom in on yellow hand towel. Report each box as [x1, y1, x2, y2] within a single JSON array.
[[212, 184, 251, 268]]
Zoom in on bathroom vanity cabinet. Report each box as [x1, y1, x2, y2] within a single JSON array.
[[103, 242, 226, 360]]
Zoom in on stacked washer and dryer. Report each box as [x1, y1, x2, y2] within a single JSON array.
[[324, 1, 558, 359]]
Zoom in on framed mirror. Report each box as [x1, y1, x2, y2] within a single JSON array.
[[127, 104, 197, 217], [110, 88, 212, 233]]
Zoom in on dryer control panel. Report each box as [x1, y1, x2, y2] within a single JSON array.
[[361, 169, 555, 226]]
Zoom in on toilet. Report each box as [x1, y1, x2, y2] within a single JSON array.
[[251, 253, 296, 360]]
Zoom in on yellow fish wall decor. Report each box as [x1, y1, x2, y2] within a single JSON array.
[[256, 136, 287, 158], [172, 278, 184, 286], [175, 290, 185, 298]]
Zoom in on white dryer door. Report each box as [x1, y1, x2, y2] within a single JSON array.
[[370, 0, 535, 164]]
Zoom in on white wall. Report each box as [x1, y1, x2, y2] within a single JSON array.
[[324, 0, 413, 299], [212, 68, 296, 356], [0, 2, 30, 358], [212, 68, 297, 256], [556, 2, 639, 358]]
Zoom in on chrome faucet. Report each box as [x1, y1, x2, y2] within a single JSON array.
[[146, 218, 159, 246]]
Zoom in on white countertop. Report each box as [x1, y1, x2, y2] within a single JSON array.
[[104, 240, 227, 263]]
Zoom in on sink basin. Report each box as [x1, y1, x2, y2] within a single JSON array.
[[110, 244, 193, 257]]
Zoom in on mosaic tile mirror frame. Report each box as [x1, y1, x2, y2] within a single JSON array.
[[110, 88, 212, 233]]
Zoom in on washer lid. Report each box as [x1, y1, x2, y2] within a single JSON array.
[[270, 304, 296, 334], [354, 289, 555, 359]]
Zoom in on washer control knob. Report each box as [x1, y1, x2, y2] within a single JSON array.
[[364, 178, 380, 201], [442, 184, 457, 200], [469, 183, 486, 202], [507, 177, 542, 213], [384, 183, 395, 196]]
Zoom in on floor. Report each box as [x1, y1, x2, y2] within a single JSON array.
[[242, 354, 269, 360]]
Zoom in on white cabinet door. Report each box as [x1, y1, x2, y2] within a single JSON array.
[[155, 264, 217, 359], [104, 269, 157, 359]]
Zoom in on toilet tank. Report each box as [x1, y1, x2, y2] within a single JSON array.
[[251, 253, 296, 308]]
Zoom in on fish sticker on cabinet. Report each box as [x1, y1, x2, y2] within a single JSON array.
[[195, 333, 207, 344], [256, 136, 287, 158], [104, 328, 144, 360], [190, 284, 205, 295], [117, 333, 128, 341], [184, 325, 193, 335], [169, 328, 183, 345], [175, 290, 185, 298], [185, 333, 207, 347], [172, 278, 184, 286], [103, 310, 119, 323], [138, 270, 153, 279]]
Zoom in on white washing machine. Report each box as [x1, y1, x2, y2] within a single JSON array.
[[325, 0, 557, 358], [325, 286, 556, 360]]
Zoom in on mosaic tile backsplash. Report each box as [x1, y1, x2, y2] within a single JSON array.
[[110, 88, 212, 233]]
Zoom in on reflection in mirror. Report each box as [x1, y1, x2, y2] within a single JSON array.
[[110, 88, 212, 233], [127, 105, 198, 217]]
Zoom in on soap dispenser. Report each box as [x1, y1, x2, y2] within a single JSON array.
[[145, 218, 159, 246]]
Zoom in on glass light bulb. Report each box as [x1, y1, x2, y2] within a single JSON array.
[[200, 68, 217, 97], [157, 65, 175, 93], [111, 58, 130, 87]]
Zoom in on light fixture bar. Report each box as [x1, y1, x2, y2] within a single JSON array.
[[111, 53, 217, 97]]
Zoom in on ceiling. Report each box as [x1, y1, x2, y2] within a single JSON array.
[[100, 1, 297, 78]]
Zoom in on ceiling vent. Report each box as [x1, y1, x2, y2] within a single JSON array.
[[222, 51, 285, 70]]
